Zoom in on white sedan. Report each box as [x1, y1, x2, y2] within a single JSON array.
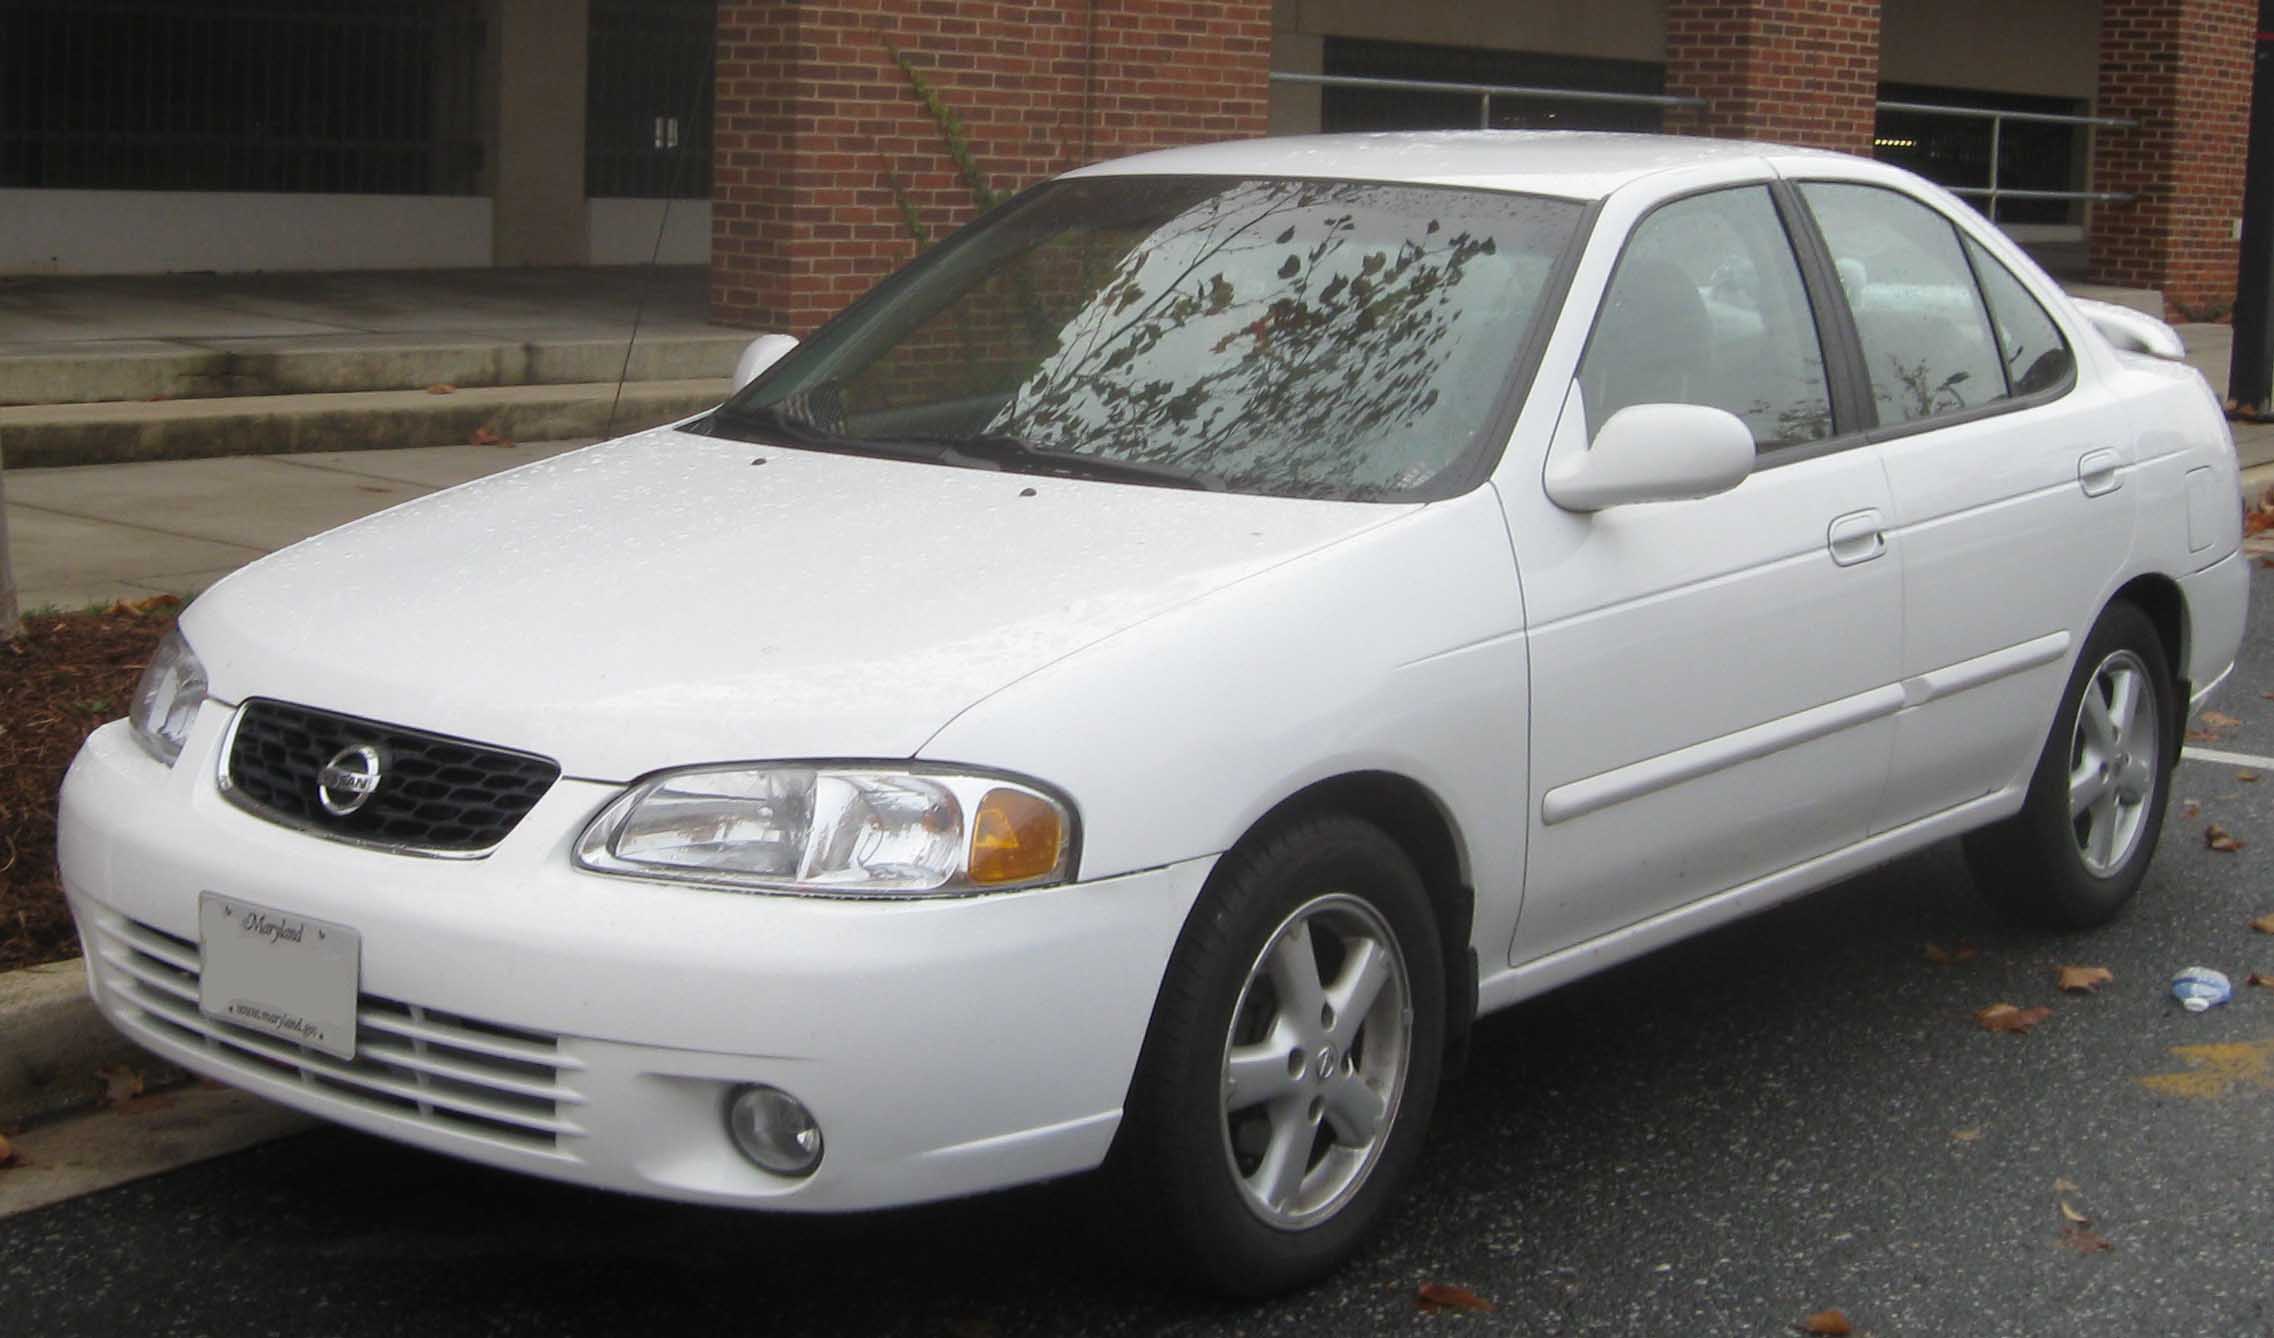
[[64, 132, 2247, 1294]]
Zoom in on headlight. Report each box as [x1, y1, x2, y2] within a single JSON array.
[[128, 628, 207, 767], [573, 765, 1075, 897]]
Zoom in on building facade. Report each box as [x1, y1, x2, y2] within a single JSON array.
[[0, 1, 2253, 322]]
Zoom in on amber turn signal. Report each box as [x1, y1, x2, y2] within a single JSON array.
[[968, 787, 1067, 885]]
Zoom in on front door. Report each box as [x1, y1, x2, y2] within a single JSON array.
[[1506, 183, 1903, 961]]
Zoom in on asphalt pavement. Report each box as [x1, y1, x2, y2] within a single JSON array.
[[3, 561, 2271, 1335]]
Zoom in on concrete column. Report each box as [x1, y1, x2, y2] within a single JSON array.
[[2092, 0, 2254, 319], [1269, 32, 1325, 136], [1664, 0, 1883, 153], [491, 0, 591, 268]]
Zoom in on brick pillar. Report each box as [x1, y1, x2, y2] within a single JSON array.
[[1664, 1, 1883, 153], [710, 0, 1273, 332], [2092, 0, 2253, 319]]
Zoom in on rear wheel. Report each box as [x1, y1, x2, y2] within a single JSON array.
[[1114, 814, 1445, 1297], [1964, 601, 2177, 928]]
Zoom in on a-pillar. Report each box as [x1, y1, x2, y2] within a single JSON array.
[[709, 0, 1274, 332], [2092, 0, 2254, 319], [1664, 0, 1883, 153]]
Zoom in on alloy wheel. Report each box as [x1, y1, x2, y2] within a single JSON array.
[[2067, 648, 2160, 877], [1219, 892, 1413, 1228]]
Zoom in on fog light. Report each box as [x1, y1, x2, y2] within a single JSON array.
[[725, 1084, 823, 1177]]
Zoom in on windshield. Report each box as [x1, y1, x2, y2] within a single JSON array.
[[709, 175, 1584, 500]]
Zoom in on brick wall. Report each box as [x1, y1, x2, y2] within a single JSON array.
[[2092, 0, 2253, 318], [1663, 0, 1883, 152], [711, 1, 1272, 331]]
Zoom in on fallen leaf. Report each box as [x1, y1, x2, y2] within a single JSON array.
[[2208, 824, 2246, 853], [1952, 1127, 1984, 1142], [2183, 800, 2203, 819], [470, 424, 512, 447], [114, 1091, 178, 1116], [2058, 1224, 2114, 1254], [2200, 711, 2243, 730], [1795, 1311, 1853, 1336], [2260, 557, 2274, 570], [1976, 1003, 2054, 1034], [2252, 913, 2274, 934], [2057, 965, 2114, 993], [2248, 973, 2274, 989], [96, 1064, 144, 1106], [1416, 1282, 1495, 1314], [0, 1132, 15, 1169], [2060, 1200, 2091, 1225], [2186, 729, 2221, 743], [2240, 771, 2263, 783], [1924, 940, 1980, 965], [425, 383, 456, 395], [2053, 1177, 2081, 1192]]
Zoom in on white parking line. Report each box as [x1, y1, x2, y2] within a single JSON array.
[[2180, 745, 2274, 771]]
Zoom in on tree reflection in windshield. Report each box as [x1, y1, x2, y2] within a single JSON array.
[[728, 176, 1582, 501]]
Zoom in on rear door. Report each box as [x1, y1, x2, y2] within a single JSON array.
[[1791, 180, 2137, 830], [1504, 181, 1902, 961]]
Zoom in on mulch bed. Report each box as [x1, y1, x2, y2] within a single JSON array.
[[1, 598, 179, 972]]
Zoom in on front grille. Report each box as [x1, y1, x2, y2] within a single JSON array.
[[224, 699, 560, 855], [85, 911, 583, 1153]]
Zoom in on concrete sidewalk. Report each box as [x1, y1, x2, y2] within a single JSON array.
[[7, 439, 592, 610]]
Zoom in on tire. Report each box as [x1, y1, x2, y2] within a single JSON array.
[[1963, 601, 2178, 929], [1112, 814, 1447, 1297]]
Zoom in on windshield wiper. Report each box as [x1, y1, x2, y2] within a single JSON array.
[[703, 404, 953, 466], [870, 432, 1225, 491]]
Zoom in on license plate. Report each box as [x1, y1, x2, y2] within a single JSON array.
[[198, 893, 360, 1061]]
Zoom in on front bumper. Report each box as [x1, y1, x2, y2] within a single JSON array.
[[59, 713, 1211, 1211]]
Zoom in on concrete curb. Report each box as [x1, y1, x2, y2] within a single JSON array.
[[0, 377, 728, 469], [0, 330, 747, 407], [0, 958, 179, 1130]]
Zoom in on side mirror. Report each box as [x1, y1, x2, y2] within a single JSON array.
[[1544, 402, 1755, 512], [732, 334, 800, 392]]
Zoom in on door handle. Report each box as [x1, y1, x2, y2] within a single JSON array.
[[1827, 509, 1887, 567], [2079, 449, 2124, 497]]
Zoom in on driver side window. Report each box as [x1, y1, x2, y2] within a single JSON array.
[[1578, 186, 1832, 450]]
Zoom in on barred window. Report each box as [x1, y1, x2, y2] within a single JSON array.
[[0, 0, 486, 195]]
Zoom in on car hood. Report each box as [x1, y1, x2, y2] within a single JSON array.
[[184, 428, 1408, 779]]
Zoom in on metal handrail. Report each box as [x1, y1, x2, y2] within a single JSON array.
[[1874, 100, 2132, 130], [1269, 72, 1704, 130], [1874, 99, 2133, 219]]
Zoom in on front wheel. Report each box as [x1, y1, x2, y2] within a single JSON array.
[[1964, 601, 2177, 928], [1113, 815, 1446, 1297]]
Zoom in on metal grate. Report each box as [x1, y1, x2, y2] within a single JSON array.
[[585, 0, 714, 198], [85, 910, 581, 1152], [224, 699, 560, 856], [0, 0, 487, 194]]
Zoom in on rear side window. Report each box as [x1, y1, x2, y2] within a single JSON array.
[[1962, 235, 2074, 397], [1578, 185, 1832, 450], [1799, 182, 2006, 428]]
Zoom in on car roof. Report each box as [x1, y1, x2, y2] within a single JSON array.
[[1065, 131, 1855, 202]]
